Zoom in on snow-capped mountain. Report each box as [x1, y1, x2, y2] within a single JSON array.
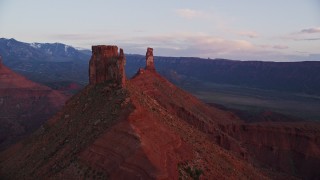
[[0, 38, 90, 62], [0, 38, 90, 88]]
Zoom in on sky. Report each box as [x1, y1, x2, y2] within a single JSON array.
[[0, 0, 319, 61]]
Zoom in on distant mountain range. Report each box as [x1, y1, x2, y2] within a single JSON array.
[[0, 38, 90, 92], [1, 38, 319, 96]]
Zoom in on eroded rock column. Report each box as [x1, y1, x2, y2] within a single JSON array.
[[145, 47, 155, 70], [89, 45, 126, 86]]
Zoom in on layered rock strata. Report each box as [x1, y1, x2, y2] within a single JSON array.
[[89, 45, 126, 86], [145, 47, 155, 70]]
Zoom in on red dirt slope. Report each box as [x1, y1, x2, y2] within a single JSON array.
[[133, 69, 320, 179], [0, 61, 67, 150], [0, 76, 270, 179], [132, 68, 248, 159]]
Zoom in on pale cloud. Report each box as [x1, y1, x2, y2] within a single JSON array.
[[295, 38, 320, 41], [117, 33, 296, 61], [273, 45, 288, 49], [280, 27, 320, 41], [238, 31, 259, 38], [281, 35, 320, 41], [50, 33, 98, 40], [48, 32, 307, 61], [300, 27, 320, 34], [138, 33, 256, 53], [258, 44, 288, 50], [174, 8, 206, 19]]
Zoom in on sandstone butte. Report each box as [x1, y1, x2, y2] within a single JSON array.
[[0, 46, 320, 180], [0, 56, 68, 150]]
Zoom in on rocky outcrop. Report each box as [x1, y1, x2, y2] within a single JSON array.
[[132, 48, 155, 78], [89, 45, 126, 86], [145, 47, 155, 70]]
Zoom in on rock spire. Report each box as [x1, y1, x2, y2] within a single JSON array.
[[89, 45, 126, 86], [145, 47, 155, 70]]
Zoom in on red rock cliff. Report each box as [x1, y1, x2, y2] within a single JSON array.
[[89, 45, 126, 85], [145, 47, 155, 70], [223, 122, 320, 179]]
